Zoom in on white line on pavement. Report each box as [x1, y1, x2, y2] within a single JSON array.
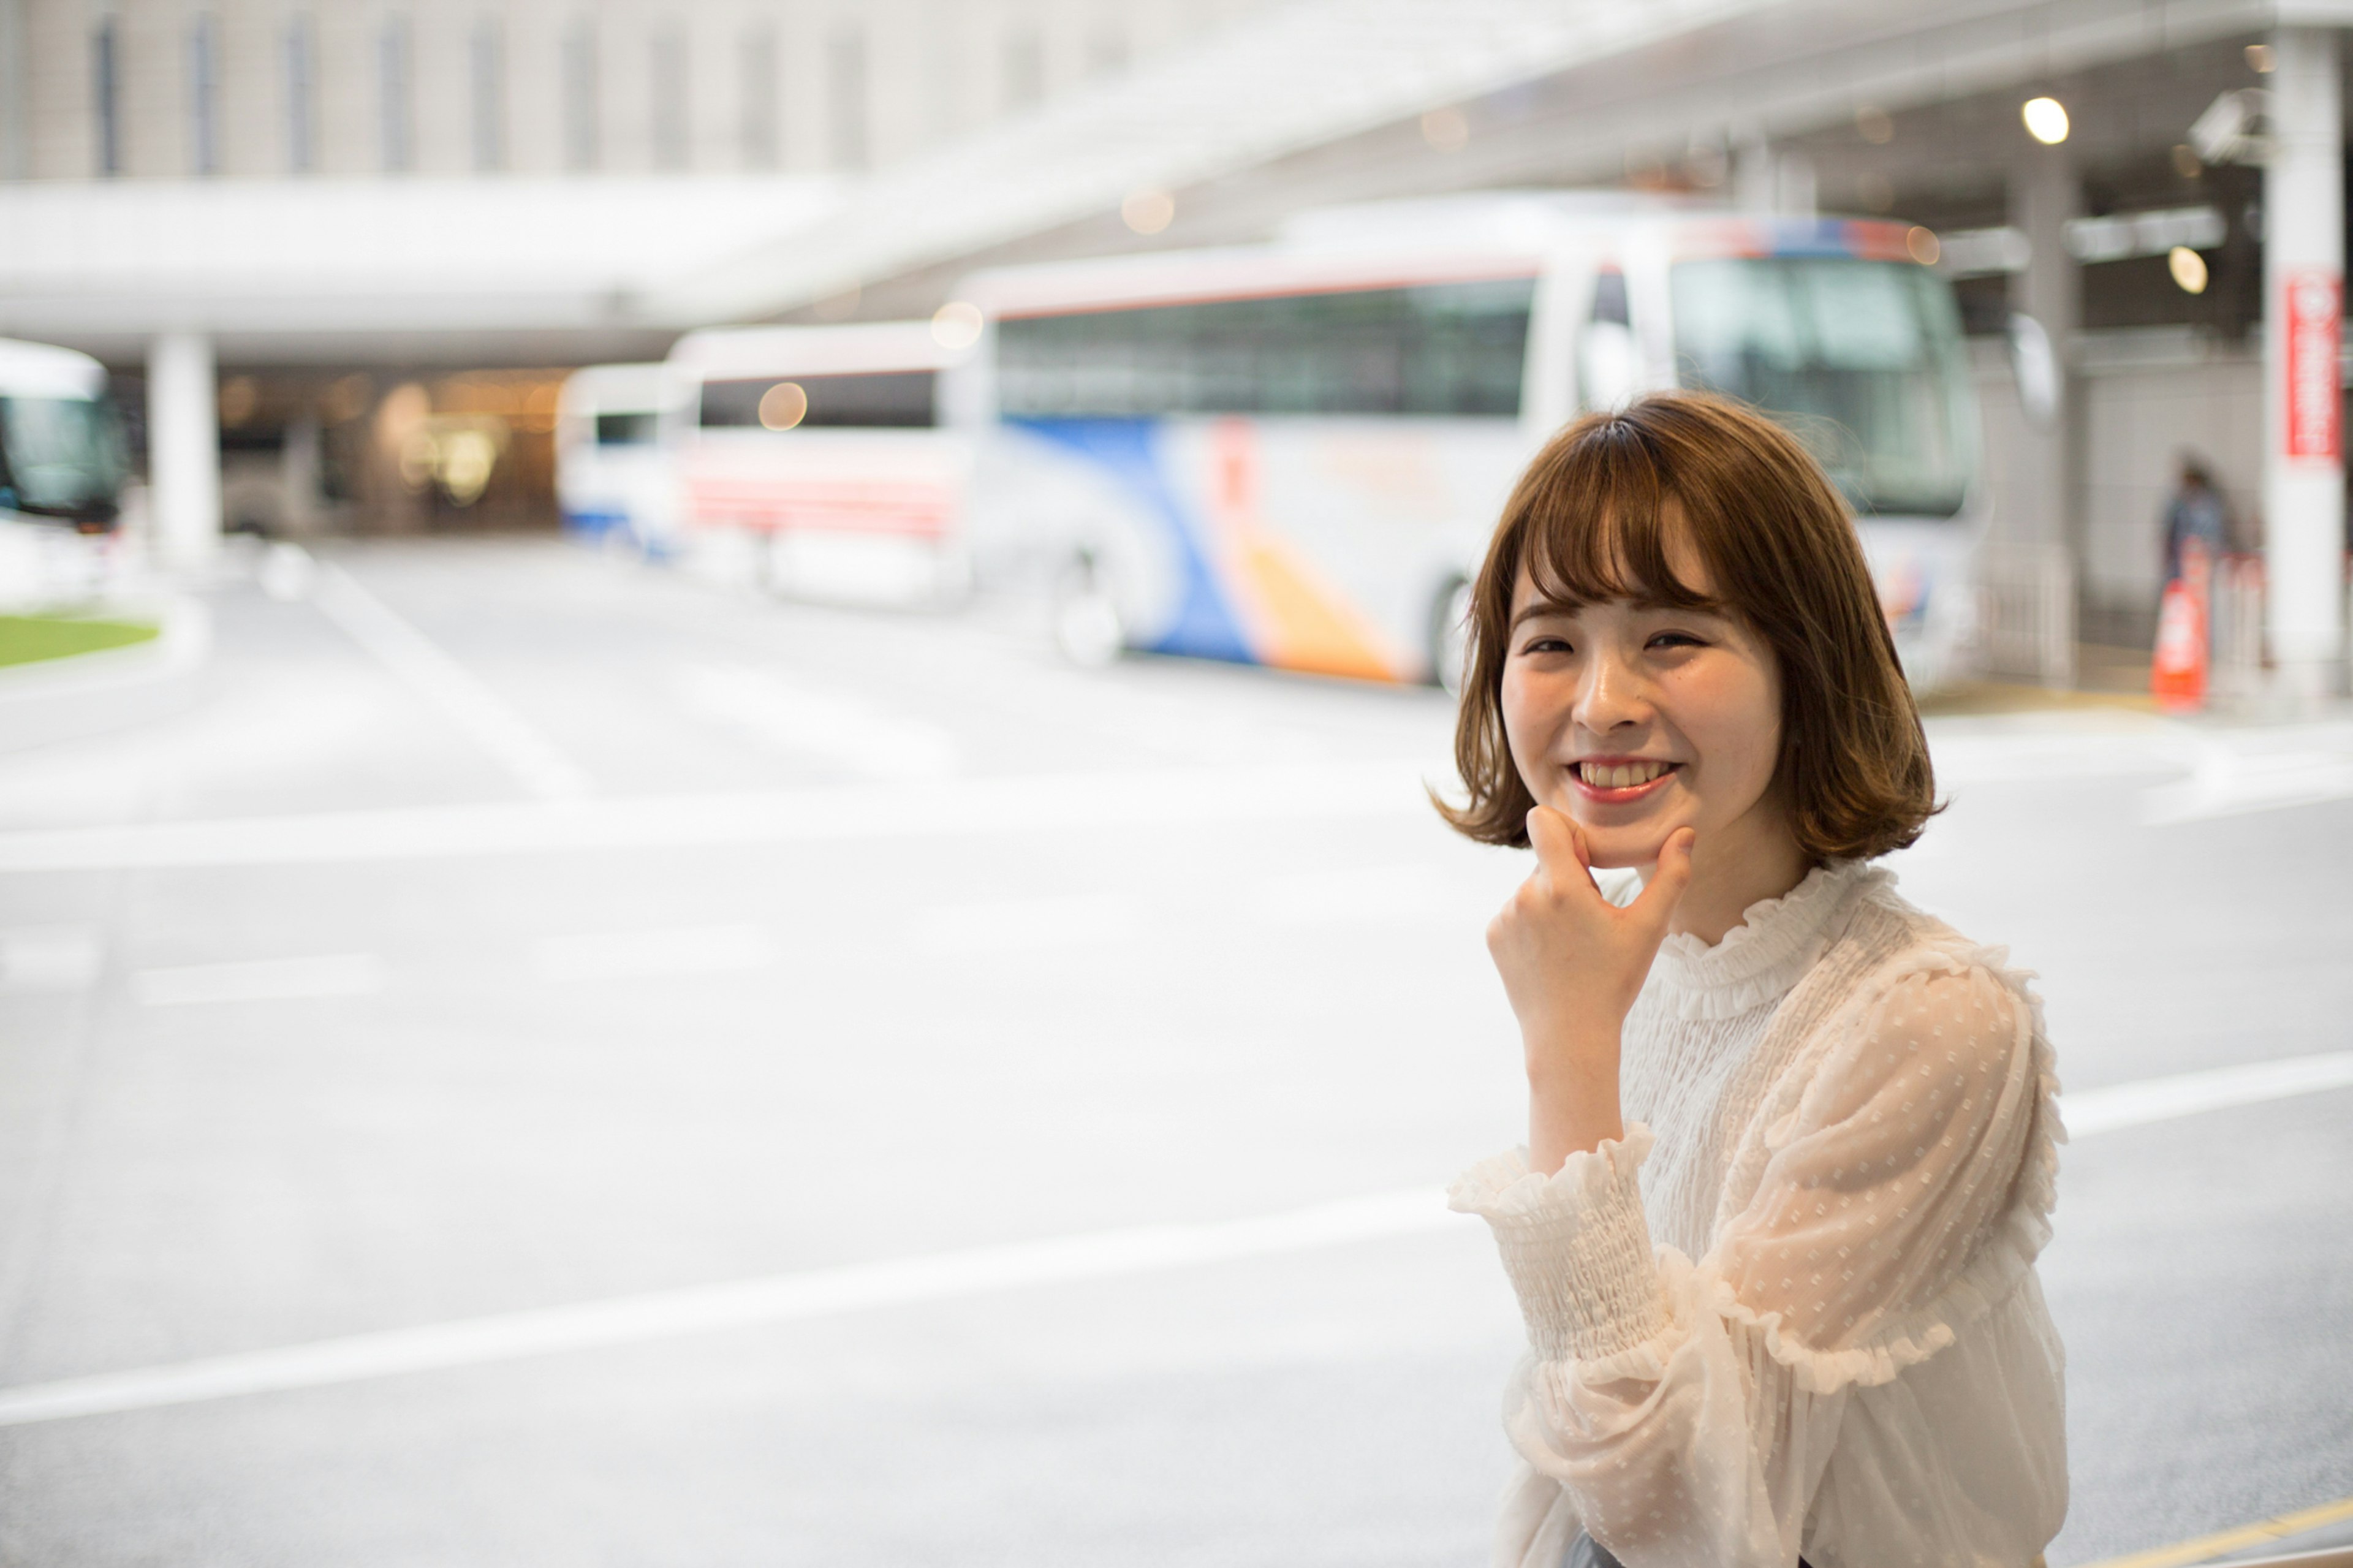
[[311, 564, 593, 803], [0, 759, 1442, 873], [0, 1188, 1453, 1429], [531, 924, 776, 983], [133, 953, 385, 1007], [2059, 1051, 2353, 1135], [0, 1051, 2345, 1429], [677, 663, 961, 779], [0, 926, 104, 993], [2142, 750, 2353, 824], [910, 893, 1140, 954]]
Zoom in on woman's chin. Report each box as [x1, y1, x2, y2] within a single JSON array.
[[1582, 830, 1669, 871]]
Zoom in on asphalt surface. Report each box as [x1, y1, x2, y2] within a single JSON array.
[[0, 537, 2347, 1567]]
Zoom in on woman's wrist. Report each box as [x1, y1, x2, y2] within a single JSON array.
[[1525, 1039, 1624, 1173]]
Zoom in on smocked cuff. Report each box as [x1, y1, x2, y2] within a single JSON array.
[[1449, 1124, 1668, 1361]]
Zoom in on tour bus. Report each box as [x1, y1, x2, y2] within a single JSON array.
[[662, 322, 977, 607], [1, 337, 126, 532], [0, 336, 130, 607], [944, 193, 1984, 689], [555, 363, 677, 554]]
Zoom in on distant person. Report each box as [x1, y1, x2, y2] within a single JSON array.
[[1438, 394, 2064, 1568], [2162, 456, 2229, 586]]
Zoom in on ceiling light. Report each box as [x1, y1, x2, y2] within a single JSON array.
[[2022, 96, 2070, 145], [930, 300, 983, 349]]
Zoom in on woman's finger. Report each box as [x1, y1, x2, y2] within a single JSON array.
[[1526, 807, 1596, 895], [1627, 827, 1699, 935]]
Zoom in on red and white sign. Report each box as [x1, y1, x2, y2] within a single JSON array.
[[2284, 270, 2341, 461]]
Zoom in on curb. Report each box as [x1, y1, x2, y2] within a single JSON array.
[[0, 596, 213, 755]]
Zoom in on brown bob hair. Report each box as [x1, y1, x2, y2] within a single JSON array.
[[1439, 391, 1936, 861]]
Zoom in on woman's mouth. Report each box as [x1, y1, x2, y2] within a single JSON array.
[[1569, 757, 1681, 804]]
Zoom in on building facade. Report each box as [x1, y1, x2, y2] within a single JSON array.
[[0, 0, 1264, 183]]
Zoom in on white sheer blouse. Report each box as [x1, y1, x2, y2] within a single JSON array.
[[1450, 861, 2067, 1568]]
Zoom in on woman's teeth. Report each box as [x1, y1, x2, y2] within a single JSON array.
[[1579, 760, 1672, 789]]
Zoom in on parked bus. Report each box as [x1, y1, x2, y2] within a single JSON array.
[[0, 337, 129, 608], [662, 322, 976, 607], [945, 194, 1984, 689], [555, 363, 676, 554], [0, 337, 127, 534]]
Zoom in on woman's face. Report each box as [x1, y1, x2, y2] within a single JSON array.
[[1500, 536, 1789, 872]]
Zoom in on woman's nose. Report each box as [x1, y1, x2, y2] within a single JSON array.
[[1574, 647, 1648, 733]]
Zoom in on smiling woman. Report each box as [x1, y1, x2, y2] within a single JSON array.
[[1436, 393, 2065, 1568]]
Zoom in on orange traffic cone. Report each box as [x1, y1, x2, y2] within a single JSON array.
[[2151, 546, 2210, 713]]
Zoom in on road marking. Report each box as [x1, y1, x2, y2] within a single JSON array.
[[2061, 1051, 2353, 1136], [0, 759, 1441, 873], [0, 1187, 1453, 1428], [0, 1051, 2345, 1429], [312, 564, 593, 803], [132, 953, 385, 1007], [531, 924, 775, 983], [911, 893, 1140, 954], [2076, 1494, 2353, 1568], [2143, 748, 2353, 824], [677, 662, 960, 779], [0, 926, 104, 993], [1250, 863, 1463, 925]]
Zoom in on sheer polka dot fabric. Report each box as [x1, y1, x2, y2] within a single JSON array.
[[1450, 862, 2067, 1568]]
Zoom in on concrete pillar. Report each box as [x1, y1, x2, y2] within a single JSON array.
[[2263, 26, 2346, 701], [1733, 135, 1816, 215], [147, 332, 222, 570], [281, 415, 322, 537], [2007, 142, 2080, 558]]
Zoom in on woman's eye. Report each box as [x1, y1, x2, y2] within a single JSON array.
[[1646, 631, 1705, 650], [1520, 635, 1573, 655]]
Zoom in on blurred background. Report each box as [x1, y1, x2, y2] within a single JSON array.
[[1, 2, 2350, 1564]]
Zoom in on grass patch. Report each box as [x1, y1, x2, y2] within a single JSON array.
[[0, 614, 161, 669]]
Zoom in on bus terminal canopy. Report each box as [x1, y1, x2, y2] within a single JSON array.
[[12, 0, 2352, 360]]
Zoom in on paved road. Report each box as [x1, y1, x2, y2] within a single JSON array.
[[0, 539, 2346, 1567]]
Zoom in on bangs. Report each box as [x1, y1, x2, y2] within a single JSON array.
[[1519, 422, 1722, 614]]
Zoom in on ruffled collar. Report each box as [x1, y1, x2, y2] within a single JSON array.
[[1648, 858, 1885, 1021]]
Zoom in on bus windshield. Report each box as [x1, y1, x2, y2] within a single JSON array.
[[0, 395, 127, 521], [1669, 257, 1975, 518]]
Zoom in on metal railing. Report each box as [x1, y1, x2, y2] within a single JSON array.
[[1976, 541, 2077, 687]]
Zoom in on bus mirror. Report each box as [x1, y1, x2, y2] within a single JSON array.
[[1578, 321, 1640, 413], [2007, 312, 2061, 428]]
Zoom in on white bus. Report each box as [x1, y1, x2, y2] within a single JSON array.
[[945, 194, 1984, 689], [1, 337, 126, 532], [663, 322, 976, 607], [555, 363, 676, 555], [0, 337, 129, 607]]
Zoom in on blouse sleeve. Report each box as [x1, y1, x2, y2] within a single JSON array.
[[1450, 956, 2052, 1568]]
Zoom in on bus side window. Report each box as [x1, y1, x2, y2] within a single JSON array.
[[1577, 268, 1639, 413]]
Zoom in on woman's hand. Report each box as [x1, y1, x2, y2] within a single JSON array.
[[1487, 808, 1696, 1172]]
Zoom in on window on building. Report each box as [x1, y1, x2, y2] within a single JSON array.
[[1002, 25, 1044, 110], [189, 14, 219, 175], [471, 17, 504, 172], [379, 13, 412, 172], [650, 26, 688, 171], [93, 17, 121, 176], [285, 15, 316, 173], [739, 26, 778, 169], [562, 20, 598, 171], [995, 279, 1537, 419], [826, 24, 866, 170]]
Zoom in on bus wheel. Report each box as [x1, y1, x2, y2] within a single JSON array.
[[1428, 576, 1474, 694], [1053, 557, 1124, 667]]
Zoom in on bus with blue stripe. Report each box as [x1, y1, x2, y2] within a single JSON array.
[[945, 194, 1984, 689]]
